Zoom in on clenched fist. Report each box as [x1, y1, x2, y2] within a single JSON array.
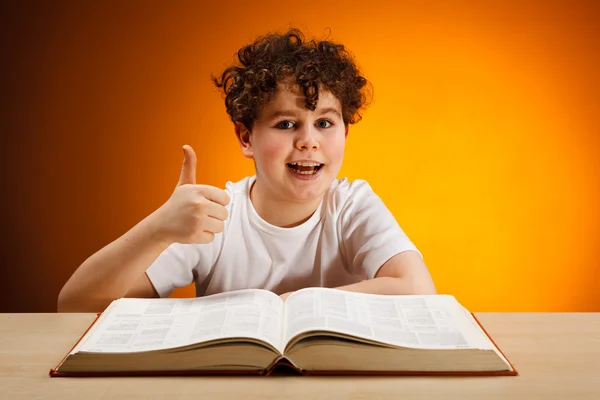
[[151, 145, 230, 245]]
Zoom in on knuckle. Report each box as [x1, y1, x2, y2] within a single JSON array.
[[192, 214, 205, 228], [200, 232, 215, 243], [193, 197, 208, 210], [195, 184, 209, 195]]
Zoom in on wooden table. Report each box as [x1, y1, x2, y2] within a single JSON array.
[[1, 313, 599, 399]]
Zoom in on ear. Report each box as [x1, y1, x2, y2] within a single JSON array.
[[235, 122, 254, 159], [344, 124, 349, 139]]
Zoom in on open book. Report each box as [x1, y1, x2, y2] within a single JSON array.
[[50, 288, 517, 376]]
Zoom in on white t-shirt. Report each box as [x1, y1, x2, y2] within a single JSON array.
[[146, 175, 421, 298]]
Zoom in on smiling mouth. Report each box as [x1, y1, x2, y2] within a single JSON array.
[[286, 162, 324, 175]]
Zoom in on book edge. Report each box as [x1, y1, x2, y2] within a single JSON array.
[[48, 369, 266, 377], [49, 312, 103, 377], [470, 313, 519, 376]]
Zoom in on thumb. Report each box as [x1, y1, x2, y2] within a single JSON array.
[[177, 145, 197, 186]]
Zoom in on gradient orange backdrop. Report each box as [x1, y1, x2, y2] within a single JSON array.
[[2, 0, 598, 312]]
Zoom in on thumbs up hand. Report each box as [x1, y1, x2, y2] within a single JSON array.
[[151, 145, 231, 245]]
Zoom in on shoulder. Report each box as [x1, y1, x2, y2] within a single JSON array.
[[224, 175, 253, 199], [325, 177, 394, 231], [326, 177, 378, 210], [329, 177, 373, 194], [222, 175, 254, 211]]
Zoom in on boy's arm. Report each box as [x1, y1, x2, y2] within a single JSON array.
[[57, 216, 167, 313], [334, 250, 436, 295], [334, 181, 435, 296], [57, 145, 229, 312], [279, 250, 436, 300]]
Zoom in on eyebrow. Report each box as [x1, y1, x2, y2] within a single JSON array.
[[266, 107, 342, 120]]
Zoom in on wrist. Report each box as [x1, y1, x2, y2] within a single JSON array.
[[141, 211, 173, 249]]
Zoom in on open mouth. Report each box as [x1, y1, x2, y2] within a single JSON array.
[[286, 162, 324, 175]]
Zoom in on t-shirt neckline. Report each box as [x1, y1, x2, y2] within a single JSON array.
[[245, 175, 324, 236]]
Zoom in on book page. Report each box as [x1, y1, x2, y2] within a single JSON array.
[[283, 288, 495, 350], [73, 289, 284, 354]]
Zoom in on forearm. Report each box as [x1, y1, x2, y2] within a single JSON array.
[[335, 276, 437, 295], [57, 215, 170, 312]]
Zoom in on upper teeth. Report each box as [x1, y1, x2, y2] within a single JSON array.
[[289, 162, 321, 166]]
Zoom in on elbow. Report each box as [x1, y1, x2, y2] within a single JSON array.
[[422, 285, 437, 295], [57, 286, 76, 312], [57, 285, 90, 313], [57, 291, 68, 313], [57, 286, 112, 313], [57, 275, 85, 312], [408, 286, 437, 296], [392, 277, 437, 295], [414, 278, 437, 295]]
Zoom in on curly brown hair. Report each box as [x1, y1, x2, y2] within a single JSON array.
[[212, 29, 372, 132]]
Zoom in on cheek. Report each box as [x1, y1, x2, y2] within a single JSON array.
[[256, 136, 287, 165], [325, 134, 346, 163]]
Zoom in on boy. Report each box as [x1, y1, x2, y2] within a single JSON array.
[[57, 29, 436, 313]]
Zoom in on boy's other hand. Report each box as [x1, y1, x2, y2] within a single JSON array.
[[279, 291, 293, 301], [149, 145, 230, 245]]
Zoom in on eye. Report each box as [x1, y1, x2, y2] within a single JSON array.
[[276, 120, 295, 130], [316, 119, 333, 129]]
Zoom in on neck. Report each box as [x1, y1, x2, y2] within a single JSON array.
[[250, 180, 323, 228]]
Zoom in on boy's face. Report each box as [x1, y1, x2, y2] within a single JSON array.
[[236, 81, 348, 204]]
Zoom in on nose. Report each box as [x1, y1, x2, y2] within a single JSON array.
[[295, 125, 319, 151]]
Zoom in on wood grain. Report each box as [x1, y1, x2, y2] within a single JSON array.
[[1, 313, 599, 399]]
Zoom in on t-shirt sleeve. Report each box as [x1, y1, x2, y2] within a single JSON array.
[[339, 180, 422, 279], [145, 241, 219, 298]]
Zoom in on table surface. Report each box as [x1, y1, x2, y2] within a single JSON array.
[[1, 312, 600, 399]]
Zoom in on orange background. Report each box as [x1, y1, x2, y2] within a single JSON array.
[[1, 1, 598, 312]]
